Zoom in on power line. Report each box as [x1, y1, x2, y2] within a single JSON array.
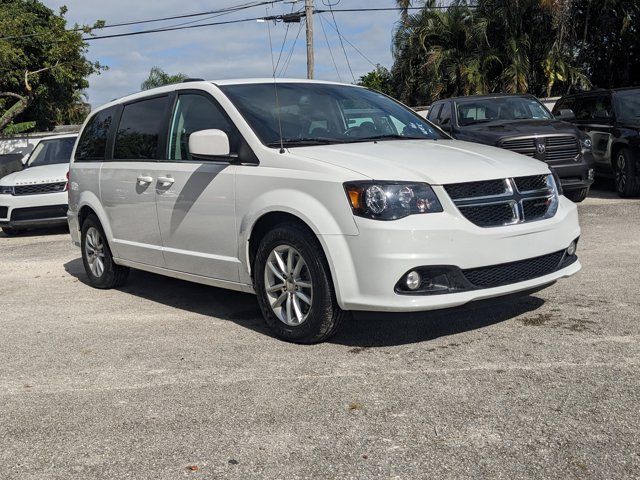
[[326, 2, 355, 82], [0, 0, 288, 41], [279, 19, 305, 76], [319, 12, 378, 69], [318, 14, 341, 82]]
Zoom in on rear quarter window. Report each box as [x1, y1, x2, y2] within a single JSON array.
[[75, 107, 115, 161]]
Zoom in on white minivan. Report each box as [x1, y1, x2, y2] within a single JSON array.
[[68, 79, 581, 343]]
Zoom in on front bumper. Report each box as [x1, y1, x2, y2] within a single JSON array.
[[321, 192, 581, 312], [551, 153, 595, 192], [0, 192, 68, 229]]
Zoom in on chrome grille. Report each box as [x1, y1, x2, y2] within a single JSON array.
[[445, 175, 558, 227], [13, 182, 67, 196], [500, 135, 579, 163]]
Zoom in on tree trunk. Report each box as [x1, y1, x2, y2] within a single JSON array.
[[0, 93, 30, 132]]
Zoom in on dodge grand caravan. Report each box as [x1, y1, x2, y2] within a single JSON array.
[[68, 79, 581, 343]]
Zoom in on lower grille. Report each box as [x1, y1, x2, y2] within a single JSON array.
[[0, 206, 8, 219], [10, 205, 68, 222], [13, 182, 67, 196], [462, 250, 570, 289]]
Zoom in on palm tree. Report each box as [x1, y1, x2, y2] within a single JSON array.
[[140, 67, 188, 90], [392, 1, 498, 104]]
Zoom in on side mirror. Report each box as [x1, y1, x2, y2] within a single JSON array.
[[188, 129, 232, 160], [556, 108, 576, 121], [440, 117, 452, 134]]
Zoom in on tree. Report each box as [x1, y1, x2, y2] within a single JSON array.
[[358, 65, 394, 96], [141, 67, 188, 90], [0, 0, 104, 131]]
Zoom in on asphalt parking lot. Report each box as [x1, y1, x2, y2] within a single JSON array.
[[1, 186, 638, 480]]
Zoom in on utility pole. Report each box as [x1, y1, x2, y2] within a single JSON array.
[[305, 0, 314, 79]]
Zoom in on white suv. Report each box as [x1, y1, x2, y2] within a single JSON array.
[[68, 79, 581, 343], [1, 134, 77, 235]]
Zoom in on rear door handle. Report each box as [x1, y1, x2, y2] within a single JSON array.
[[137, 175, 153, 184], [157, 176, 175, 186]]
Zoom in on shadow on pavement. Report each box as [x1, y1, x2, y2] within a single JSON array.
[[0, 225, 69, 238], [64, 257, 546, 347]]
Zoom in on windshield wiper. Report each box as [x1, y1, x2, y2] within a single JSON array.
[[266, 137, 342, 147], [345, 134, 430, 143]]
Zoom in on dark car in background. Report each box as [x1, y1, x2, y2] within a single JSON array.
[[428, 94, 595, 202], [553, 88, 640, 197]]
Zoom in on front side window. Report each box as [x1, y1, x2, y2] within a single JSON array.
[[614, 89, 640, 123], [113, 96, 168, 160], [438, 102, 452, 124], [168, 94, 239, 160], [456, 96, 553, 126], [28, 137, 76, 167], [75, 107, 114, 161], [219, 83, 443, 147]]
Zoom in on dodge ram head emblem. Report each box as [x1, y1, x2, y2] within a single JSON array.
[[537, 142, 546, 154]]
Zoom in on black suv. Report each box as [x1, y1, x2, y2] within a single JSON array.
[[553, 88, 640, 197], [428, 94, 595, 202]]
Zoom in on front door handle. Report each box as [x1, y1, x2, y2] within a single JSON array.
[[137, 175, 153, 184], [157, 176, 175, 186]]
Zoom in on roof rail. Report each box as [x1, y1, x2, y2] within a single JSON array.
[[182, 78, 204, 83]]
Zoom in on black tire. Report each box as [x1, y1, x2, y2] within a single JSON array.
[[253, 223, 346, 343], [80, 214, 129, 289], [614, 148, 640, 198], [565, 187, 589, 203], [1, 227, 20, 236]]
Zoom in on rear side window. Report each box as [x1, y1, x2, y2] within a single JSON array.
[[427, 103, 442, 121], [114, 96, 168, 160], [75, 107, 115, 161], [439, 102, 452, 123]]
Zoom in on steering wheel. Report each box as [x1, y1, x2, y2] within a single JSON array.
[[344, 122, 377, 138]]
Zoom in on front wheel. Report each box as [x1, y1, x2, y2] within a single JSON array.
[[614, 148, 640, 198], [565, 187, 589, 203], [254, 224, 346, 343], [81, 215, 129, 289]]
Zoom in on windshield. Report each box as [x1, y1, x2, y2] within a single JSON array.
[[614, 89, 640, 122], [456, 96, 553, 126], [27, 137, 76, 167], [219, 83, 443, 147]]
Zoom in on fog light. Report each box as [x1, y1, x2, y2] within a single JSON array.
[[567, 241, 577, 256], [588, 169, 595, 182], [406, 271, 421, 290]]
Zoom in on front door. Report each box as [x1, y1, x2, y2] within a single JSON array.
[[154, 92, 240, 281], [100, 96, 170, 267]]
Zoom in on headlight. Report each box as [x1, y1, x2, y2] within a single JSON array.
[[344, 181, 443, 220], [580, 137, 592, 153], [0, 185, 13, 195], [550, 170, 563, 196]]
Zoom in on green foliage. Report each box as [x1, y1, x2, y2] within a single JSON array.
[[2, 120, 35, 135], [358, 65, 394, 96], [141, 67, 188, 90], [391, 0, 634, 105], [0, 0, 104, 130]]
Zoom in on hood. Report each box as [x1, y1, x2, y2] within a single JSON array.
[[0, 163, 68, 186], [456, 119, 580, 145], [293, 139, 548, 185]]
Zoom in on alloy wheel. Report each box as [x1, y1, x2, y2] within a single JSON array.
[[264, 245, 313, 326], [85, 227, 106, 278]]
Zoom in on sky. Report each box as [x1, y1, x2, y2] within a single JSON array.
[[40, 0, 404, 108]]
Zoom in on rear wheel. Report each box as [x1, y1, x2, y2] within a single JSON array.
[[614, 148, 640, 197], [81, 215, 129, 289], [565, 187, 589, 203], [254, 224, 346, 343]]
